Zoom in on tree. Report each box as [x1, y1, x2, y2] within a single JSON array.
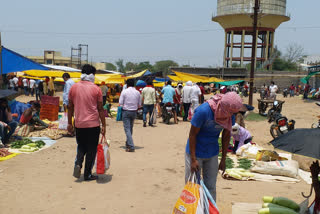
[[125, 62, 138, 71], [154, 60, 179, 75], [105, 62, 117, 71], [231, 62, 241, 68], [285, 43, 304, 63], [135, 61, 154, 72], [115, 59, 125, 73]]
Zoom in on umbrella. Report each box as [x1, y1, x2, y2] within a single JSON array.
[[270, 128, 320, 160]]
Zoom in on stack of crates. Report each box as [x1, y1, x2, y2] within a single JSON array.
[[40, 95, 60, 121]]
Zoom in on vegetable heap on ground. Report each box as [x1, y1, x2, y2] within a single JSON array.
[[0, 148, 12, 157], [258, 196, 300, 214], [11, 139, 46, 152]]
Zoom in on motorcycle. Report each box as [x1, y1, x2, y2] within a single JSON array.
[[162, 102, 174, 124], [267, 100, 295, 139], [283, 88, 288, 98], [136, 107, 143, 120]]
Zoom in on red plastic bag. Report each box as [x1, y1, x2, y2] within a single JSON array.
[[96, 144, 105, 174]]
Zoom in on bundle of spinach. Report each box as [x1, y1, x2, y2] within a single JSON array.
[[237, 158, 252, 170]]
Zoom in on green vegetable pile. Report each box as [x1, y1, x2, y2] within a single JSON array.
[[225, 157, 234, 169], [11, 139, 45, 149], [237, 158, 252, 170]]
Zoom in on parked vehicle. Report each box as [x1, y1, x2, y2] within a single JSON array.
[[282, 88, 288, 98], [267, 101, 295, 139], [311, 102, 320, 128], [162, 102, 174, 124], [136, 107, 143, 120]]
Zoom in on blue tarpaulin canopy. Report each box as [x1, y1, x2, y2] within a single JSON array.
[[155, 77, 170, 82], [136, 80, 147, 87], [142, 70, 152, 76], [215, 80, 244, 86], [1, 46, 49, 74]]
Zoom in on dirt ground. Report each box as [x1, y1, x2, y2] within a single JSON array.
[[0, 93, 319, 213]]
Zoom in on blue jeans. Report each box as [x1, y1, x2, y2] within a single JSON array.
[[122, 110, 136, 149], [143, 104, 154, 125], [35, 88, 41, 101], [24, 87, 29, 96]]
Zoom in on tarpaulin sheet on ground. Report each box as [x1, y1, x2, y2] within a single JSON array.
[[172, 71, 225, 83], [301, 71, 320, 84], [1, 46, 49, 74]]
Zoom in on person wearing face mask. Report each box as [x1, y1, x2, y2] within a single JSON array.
[[68, 64, 106, 181], [185, 92, 244, 201], [19, 102, 49, 129]]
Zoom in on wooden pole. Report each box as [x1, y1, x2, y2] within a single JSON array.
[[249, 0, 260, 106]]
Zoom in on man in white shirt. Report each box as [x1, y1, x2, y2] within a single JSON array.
[[9, 78, 14, 90], [119, 79, 141, 152], [22, 78, 29, 96], [29, 79, 36, 97], [191, 82, 202, 113], [12, 76, 19, 91], [269, 81, 278, 100], [182, 81, 193, 121]]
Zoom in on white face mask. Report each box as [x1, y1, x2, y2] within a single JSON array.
[[80, 73, 95, 83]]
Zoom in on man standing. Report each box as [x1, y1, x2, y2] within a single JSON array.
[[185, 92, 243, 201], [199, 82, 205, 104], [304, 82, 311, 99], [62, 73, 75, 112], [119, 79, 141, 152], [48, 77, 55, 96], [29, 79, 36, 97], [269, 81, 278, 100], [182, 81, 193, 121], [12, 76, 19, 91], [161, 80, 177, 124], [22, 78, 29, 96], [191, 82, 202, 114], [289, 84, 295, 97], [141, 79, 156, 127], [68, 64, 106, 181], [99, 81, 108, 106]]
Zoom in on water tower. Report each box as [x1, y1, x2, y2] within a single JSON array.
[[212, 0, 290, 69]]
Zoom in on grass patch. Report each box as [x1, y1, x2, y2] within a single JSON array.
[[245, 112, 267, 122]]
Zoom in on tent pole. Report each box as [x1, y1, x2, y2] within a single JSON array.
[[0, 31, 3, 88]]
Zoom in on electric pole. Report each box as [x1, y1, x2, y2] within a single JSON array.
[[249, 0, 260, 106]]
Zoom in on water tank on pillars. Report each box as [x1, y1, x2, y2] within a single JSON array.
[[212, 0, 290, 70]]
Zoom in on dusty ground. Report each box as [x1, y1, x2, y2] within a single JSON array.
[[0, 93, 319, 213]]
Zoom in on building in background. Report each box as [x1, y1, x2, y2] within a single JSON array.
[[26, 50, 106, 70], [212, 0, 290, 70]]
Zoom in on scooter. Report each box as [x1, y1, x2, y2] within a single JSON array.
[[267, 101, 295, 139], [162, 102, 174, 124]]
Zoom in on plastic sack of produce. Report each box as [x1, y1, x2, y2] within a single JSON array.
[[251, 160, 299, 178], [200, 180, 219, 214], [172, 173, 204, 214], [13, 124, 31, 137], [116, 106, 122, 121], [95, 136, 111, 174], [58, 113, 68, 130], [151, 107, 157, 124]]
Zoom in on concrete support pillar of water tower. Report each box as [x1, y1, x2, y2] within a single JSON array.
[[230, 30, 234, 67], [240, 29, 245, 67], [223, 31, 227, 67]]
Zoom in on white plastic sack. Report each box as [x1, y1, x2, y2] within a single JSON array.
[[58, 113, 68, 130], [251, 160, 299, 178], [151, 107, 157, 124], [236, 143, 261, 159]]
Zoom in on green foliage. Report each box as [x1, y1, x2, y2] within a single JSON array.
[[125, 62, 138, 71], [105, 62, 117, 71], [232, 62, 241, 68], [136, 61, 154, 72], [115, 59, 125, 73], [154, 60, 179, 75]]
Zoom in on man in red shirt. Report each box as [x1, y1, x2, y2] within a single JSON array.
[[68, 64, 106, 181]]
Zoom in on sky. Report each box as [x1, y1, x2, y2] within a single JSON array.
[[1, 0, 319, 67]]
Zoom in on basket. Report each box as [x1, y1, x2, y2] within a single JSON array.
[[41, 95, 60, 106]]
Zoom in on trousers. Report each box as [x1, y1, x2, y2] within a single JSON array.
[[122, 110, 136, 149], [143, 104, 154, 125], [185, 153, 219, 201], [183, 103, 191, 121], [75, 126, 100, 178]]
